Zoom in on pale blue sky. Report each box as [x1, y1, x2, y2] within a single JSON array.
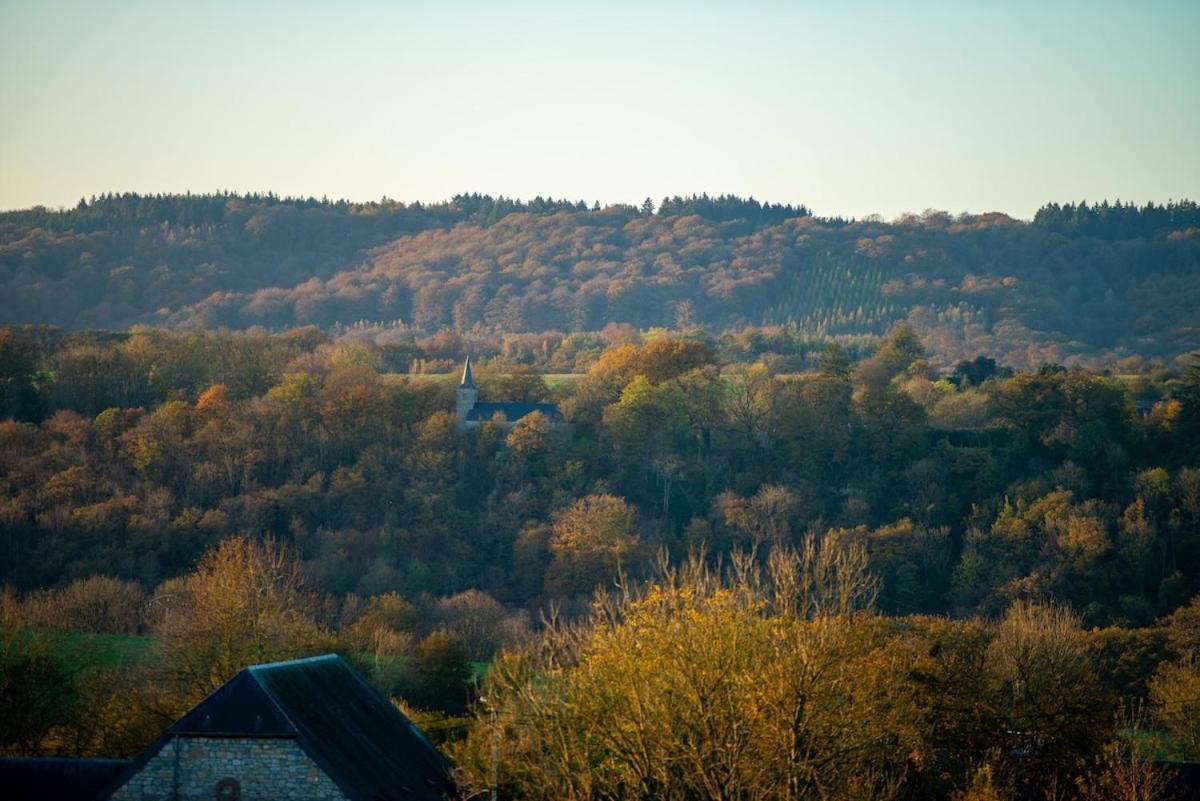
[[1, 0, 1197, 218]]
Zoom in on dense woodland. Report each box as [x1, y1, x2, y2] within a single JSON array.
[[1, 324, 1196, 616], [2, 194, 1199, 366], [0, 319, 1199, 797]]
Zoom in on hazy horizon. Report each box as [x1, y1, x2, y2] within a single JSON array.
[[3, 0, 1199, 219]]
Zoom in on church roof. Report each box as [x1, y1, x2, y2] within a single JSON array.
[[100, 654, 457, 801], [460, 356, 475, 388], [466, 402, 562, 423]]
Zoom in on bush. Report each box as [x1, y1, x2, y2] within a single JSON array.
[[48, 577, 146, 634], [2, 576, 146, 635], [0, 630, 80, 755], [1149, 655, 1200, 759], [402, 631, 473, 715], [434, 590, 525, 661]]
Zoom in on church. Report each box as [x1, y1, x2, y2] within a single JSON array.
[[455, 356, 565, 429]]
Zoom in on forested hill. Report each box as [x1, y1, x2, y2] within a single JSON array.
[[2, 193, 1198, 366]]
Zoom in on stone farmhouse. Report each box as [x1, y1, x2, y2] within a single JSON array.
[[93, 654, 457, 801]]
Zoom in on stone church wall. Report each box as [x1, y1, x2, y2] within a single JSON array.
[[109, 735, 348, 801]]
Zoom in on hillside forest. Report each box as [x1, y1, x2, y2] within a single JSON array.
[[2, 194, 1199, 367], [1, 320, 1199, 799], [2, 192, 1200, 801]]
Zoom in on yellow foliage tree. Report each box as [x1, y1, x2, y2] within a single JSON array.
[[151, 536, 331, 700], [456, 539, 921, 801]]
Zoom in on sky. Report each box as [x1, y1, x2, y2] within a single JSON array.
[[1, 0, 1198, 219]]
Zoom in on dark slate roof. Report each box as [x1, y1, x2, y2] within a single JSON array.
[[169, 668, 295, 736], [460, 357, 475, 388], [248, 655, 457, 801], [466, 402, 562, 423], [0, 757, 129, 801], [100, 654, 457, 801]]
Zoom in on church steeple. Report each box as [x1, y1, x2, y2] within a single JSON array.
[[460, 355, 475, 389], [456, 356, 478, 424]]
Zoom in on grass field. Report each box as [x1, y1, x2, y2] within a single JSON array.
[[543, 373, 583, 390], [55, 631, 157, 669], [8, 628, 157, 670]]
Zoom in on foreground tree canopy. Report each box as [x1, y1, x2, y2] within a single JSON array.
[[453, 546, 1181, 801]]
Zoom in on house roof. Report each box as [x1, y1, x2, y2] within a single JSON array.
[[168, 667, 294, 736], [466, 402, 562, 423], [100, 654, 457, 801]]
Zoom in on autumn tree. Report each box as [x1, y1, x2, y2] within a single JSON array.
[[854, 324, 926, 390], [715, 484, 803, 548], [545, 494, 644, 597], [455, 544, 915, 801], [476, 361, 550, 403], [402, 631, 474, 715], [985, 601, 1112, 787], [151, 536, 330, 698], [22, 576, 146, 634], [990, 367, 1133, 493], [506, 410, 553, 480], [1149, 654, 1200, 758], [434, 589, 523, 661]]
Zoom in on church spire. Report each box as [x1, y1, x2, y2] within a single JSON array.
[[456, 356, 479, 425]]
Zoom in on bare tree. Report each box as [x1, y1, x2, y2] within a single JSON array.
[[152, 536, 329, 698]]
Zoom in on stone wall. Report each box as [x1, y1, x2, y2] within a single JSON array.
[[109, 735, 348, 801]]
